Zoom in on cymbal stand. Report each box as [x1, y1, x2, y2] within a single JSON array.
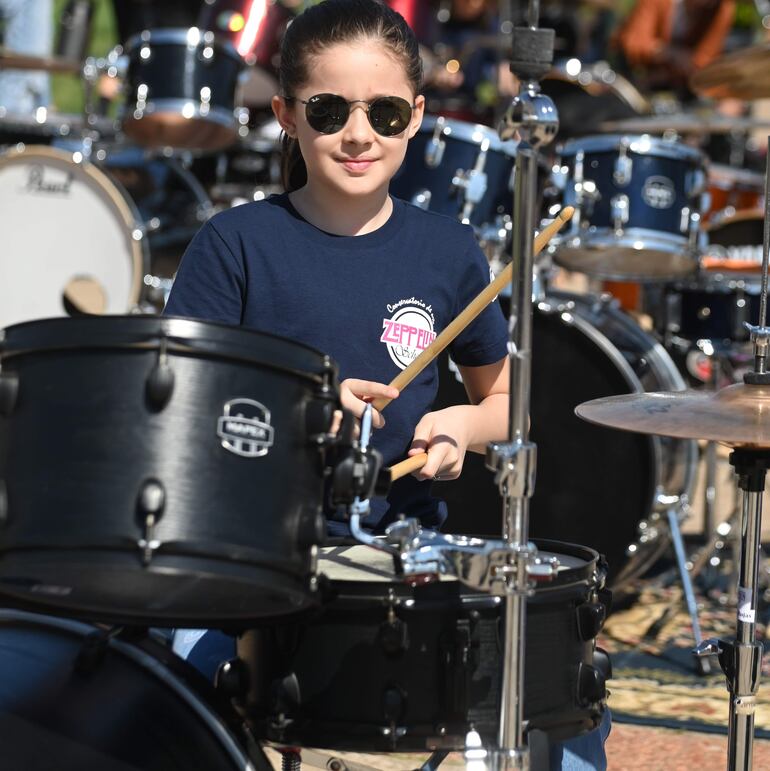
[[694, 135, 770, 771], [485, 3, 559, 768]]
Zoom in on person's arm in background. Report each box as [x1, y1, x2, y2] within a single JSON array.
[[614, 0, 668, 67], [692, 0, 736, 69]]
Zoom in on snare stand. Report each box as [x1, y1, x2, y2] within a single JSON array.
[[485, 1, 560, 768]]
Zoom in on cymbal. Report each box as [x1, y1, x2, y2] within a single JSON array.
[[0, 48, 81, 74], [690, 43, 770, 100], [575, 382, 770, 448], [599, 113, 770, 135]]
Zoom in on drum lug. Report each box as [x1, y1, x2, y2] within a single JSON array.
[[425, 117, 446, 168], [136, 478, 166, 565], [576, 661, 607, 707], [146, 340, 175, 410], [379, 607, 409, 655], [0, 371, 19, 416], [576, 601, 607, 640], [452, 138, 490, 224], [613, 142, 632, 187], [610, 194, 629, 232], [410, 189, 432, 210]]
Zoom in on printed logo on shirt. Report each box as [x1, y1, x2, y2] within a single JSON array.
[[381, 297, 437, 370]]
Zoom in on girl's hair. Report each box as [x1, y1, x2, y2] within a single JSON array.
[[278, 0, 423, 191]]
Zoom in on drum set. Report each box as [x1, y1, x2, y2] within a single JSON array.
[[0, 1, 770, 770]]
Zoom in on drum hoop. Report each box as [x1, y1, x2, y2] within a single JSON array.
[[0, 315, 337, 384], [124, 28, 242, 61], [0, 609, 258, 770], [706, 207, 766, 231], [560, 134, 705, 164], [0, 144, 146, 308], [317, 539, 601, 600], [418, 114, 518, 157]]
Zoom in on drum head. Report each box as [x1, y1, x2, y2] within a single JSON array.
[[0, 146, 144, 328]]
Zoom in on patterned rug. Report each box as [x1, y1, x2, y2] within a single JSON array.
[[601, 582, 770, 736]]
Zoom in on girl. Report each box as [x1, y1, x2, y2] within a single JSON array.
[[166, 2, 609, 767], [165, 0, 511, 534]]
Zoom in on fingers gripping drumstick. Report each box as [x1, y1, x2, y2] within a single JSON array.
[[372, 207, 575, 413]]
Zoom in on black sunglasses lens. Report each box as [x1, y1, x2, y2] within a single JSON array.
[[369, 97, 412, 136], [305, 94, 349, 134]]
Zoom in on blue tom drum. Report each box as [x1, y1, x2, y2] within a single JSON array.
[[553, 134, 706, 281]]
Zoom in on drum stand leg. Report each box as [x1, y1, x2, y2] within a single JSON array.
[[695, 449, 769, 771], [658, 498, 712, 675]]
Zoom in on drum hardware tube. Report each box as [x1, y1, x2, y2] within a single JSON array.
[[489, 5, 561, 767]]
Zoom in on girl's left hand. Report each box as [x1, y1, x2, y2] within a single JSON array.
[[407, 406, 472, 482]]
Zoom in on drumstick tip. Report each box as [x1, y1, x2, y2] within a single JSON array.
[[558, 206, 575, 223]]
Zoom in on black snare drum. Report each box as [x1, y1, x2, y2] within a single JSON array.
[[0, 316, 338, 625], [235, 541, 609, 752], [0, 610, 262, 770], [553, 135, 706, 281], [122, 29, 245, 151], [390, 115, 517, 230]]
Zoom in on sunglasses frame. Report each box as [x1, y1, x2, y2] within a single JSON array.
[[287, 93, 417, 137]]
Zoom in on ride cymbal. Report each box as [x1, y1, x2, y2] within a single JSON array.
[[576, 382, 770, 448], [690, 43, 770, 100]]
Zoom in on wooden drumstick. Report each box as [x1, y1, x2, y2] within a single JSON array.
[[371, 206, 575, 412], [389, 452, 429, 482]]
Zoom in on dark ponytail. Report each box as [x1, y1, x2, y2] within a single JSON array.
[[277, 0, 423, 192]]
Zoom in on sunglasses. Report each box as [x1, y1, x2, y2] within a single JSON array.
[[289, 93, 416, 137]]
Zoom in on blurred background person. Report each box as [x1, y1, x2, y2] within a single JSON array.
[[613, 0, 736, 100]]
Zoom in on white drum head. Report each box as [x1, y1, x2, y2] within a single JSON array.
[[0, 146, 144, 329]]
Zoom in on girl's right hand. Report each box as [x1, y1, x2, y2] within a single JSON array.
[[339, 378, 399, 429]]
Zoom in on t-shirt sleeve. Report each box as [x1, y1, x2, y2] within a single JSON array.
[[448, 234, 509, 367], [163, 218, 245, 324]]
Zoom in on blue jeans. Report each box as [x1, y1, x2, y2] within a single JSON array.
[[0, 0, 53, 113], [176, 630, 611, 771]]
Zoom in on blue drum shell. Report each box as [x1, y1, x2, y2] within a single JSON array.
[[0, 315, 338, 626], [122, 29, 244, 150], [390, 116, 517, 228]]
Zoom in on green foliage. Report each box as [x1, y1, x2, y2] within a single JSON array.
[[51, 0, 118, 114]]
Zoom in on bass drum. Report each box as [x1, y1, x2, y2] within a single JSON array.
[[434, 291, 697, 588], [0, 610, 265, 770]]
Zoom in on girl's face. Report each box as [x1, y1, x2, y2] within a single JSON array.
[[273, 40, 424, 201]]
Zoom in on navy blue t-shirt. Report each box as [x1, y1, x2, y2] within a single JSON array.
[[165, 194, 508, 532]]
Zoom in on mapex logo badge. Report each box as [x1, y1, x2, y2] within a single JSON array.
[[642, 176, 675, 209], [217, 399, 274, 458]]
